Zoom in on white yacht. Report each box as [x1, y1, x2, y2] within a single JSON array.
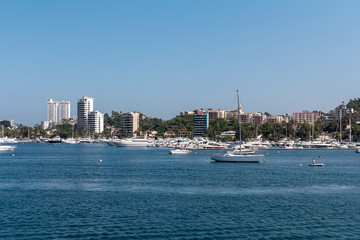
[[0, 145, 16, 152], [61, 138, 79, 144], [197, 140, 229, 150], [169, 149, 192, 155], [114, 137, 155, 147], [243, 141, 269, 150]]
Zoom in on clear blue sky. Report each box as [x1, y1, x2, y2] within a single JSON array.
[[1, 0, 360, 126]]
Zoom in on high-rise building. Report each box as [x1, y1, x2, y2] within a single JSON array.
[[47, 99, 58, 123], [88, 111, 104, 134], [77, 96, 94, 134], [121, 112, 139, 137], [194, 111, 208, 137], [58, 101, 71, 122]]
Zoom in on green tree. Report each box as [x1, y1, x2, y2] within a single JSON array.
[[55, 123, 73, 139], [264, 112, 271, 117], [347, 98, 360, 112], [0, 120, 11, 128]]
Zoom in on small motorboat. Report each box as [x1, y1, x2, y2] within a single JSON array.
[[309, 158, 324, 167], [309, 163, 325, 167], [169, 149, 192, 155], [0, 145, 16, 152]]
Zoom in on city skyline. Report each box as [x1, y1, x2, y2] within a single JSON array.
[[3, 95, 359, 127], [1, 1, 360, 126]]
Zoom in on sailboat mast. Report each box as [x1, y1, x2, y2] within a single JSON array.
[[237, 90, 242, 153], [349, 119, 352, 143]]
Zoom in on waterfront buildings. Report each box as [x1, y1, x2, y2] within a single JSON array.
[[218, 130, 236, 139], [292, 111, 322, 124], [41, 121, 50, 130], [59, 101, 71, 122], [266, 115, 284, 123], [252, 113, 267, 125], [207, 110, 225, 122], [43, 99, 72, 130], [121, 112, 139, 137], [77, 97, 104, 135], [88, 110, 104, 134], [194, 111, 208, 137], [240, 113, 251, 124], [224, 110, 239, 121], [330, 104, 354, 119], [77, 97, 94, 134], [47, 99, 58, 123], [179, 111, 194, 116]]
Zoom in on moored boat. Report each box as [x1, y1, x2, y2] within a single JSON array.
[[309, 163, 325, 167], [114, 137, 155, 147], [169, 149, 192, 155], [309, 158, 324, 166], [0, 145, 16, 152], [211, 90, 264, 163]]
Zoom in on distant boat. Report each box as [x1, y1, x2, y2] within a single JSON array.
[[0, 145, 16, 152], [169, 149, 192, 155], [61, 138, 79, 144], [211, 90, 264, 163], [309, 163, 325, 167], [114, 137, 155, 147], [48, 136, 62, 144], [309, 158, 324, 167]]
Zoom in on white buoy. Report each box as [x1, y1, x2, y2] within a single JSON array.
[[99, 159, 103, 162], [12, 154, 15, 157], [299, 164, 303, 167]]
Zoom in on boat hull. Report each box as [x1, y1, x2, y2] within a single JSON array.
[[0, 145, 16, 152], [114, 142, 152, 147], [170, 149, 191, 155], [211, 154, 263, 163], [309, 163, 325, 167]]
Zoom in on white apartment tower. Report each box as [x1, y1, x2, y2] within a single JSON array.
[[47, 99, 58, 123], [77, 96, 94, 134], [88, 111, 104, 134], [59, 101, 71, 122]]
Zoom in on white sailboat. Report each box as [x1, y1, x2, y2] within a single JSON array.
[[211, 90, 264, 163]]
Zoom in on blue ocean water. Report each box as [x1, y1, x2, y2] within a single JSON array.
[[1, 143, 360, 239]]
